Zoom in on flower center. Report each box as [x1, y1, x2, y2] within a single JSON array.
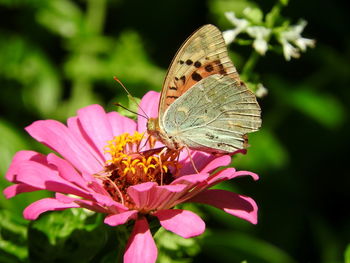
[[95, 132, 181, 207]]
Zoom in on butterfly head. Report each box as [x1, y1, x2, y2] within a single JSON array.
[[147, 118, 183, 151]]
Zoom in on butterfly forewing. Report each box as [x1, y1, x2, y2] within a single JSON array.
[[162, 74, 261, 153], [159, 24, 240, 119]]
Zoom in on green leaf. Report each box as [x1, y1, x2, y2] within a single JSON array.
[[36, 0, 83, 38], [344, 244, 350, 263], [0, 210, 28, 260], [30, 209, 100, 245], [0, 34, 61, 118], [243, 7, 263, 24], [155, 227, 202, 263], [202, 230, 297, 263], [290, 89, 345, 129], [115, 95, 141, 120], [28, 209, 107, 262], [265, 5, 282, 28], [209, 0, 258, 26], [233, 129, 288, 171]]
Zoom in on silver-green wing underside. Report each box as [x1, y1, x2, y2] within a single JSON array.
[[161, 74, 261, 153]]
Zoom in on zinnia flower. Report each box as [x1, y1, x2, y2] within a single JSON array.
[[3, 91, 259, 263]]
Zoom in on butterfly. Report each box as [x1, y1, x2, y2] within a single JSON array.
[[147, 24, 261, 154]]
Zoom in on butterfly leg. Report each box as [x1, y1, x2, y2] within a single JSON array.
[[184, 145, 199, 174], [158, 147, 168, 185]]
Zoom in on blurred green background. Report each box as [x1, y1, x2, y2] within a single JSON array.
[[0, 0, 349, 262]]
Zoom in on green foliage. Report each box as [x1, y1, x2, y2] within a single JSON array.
[[345, 244, 350, 263], [0, 0, 349, 262], [201, 230, 297, 263], [28, 209, 111, 263], [155, 228, 202, 263]]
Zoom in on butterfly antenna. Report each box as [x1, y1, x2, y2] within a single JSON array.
[[113, 77, 149, 119], [114, 102, 148, 120]]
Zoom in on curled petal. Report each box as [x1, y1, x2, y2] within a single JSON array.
[[146, 184, 188, 210], [127, 182, 157, 209], [205, 168, 259, 188], [104, 210, 138, 226], [3, 184, 40, 198], [47, 153, 91, 191], [124, 217, 157, 263], [154, 209, 205, 238], [188, 189, 258, 224], [23, 198, 80, 220], [15, 161, 91, 199], [6, 151, 46, 181]]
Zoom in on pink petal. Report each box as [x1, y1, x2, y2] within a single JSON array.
[[107, 111, 137, 136], [127, 182, 157, 209], [154, 209, 205, 238], [128, 183, 188, 211], [171, 173, 209, 186], [26, 120, 102, 174], [178, 152, 231, 176], [6, 150, 46, 181], [47, 153, 89, 189], [233, 170, 259, 181], [76, 105, 114, 159], [188, 189, 258, 224], [15, 161, 92, 199], [54, 193, 111, 214], [137, 91, 160, 133], [205, 168, 259, 187], [3, 184, 40, 198], [124, 217, 157, 263], [23, 198, 80, 220], [66, 116, 107, 166], [104, 210, 138, 226], [200, 155, 232, 173], [143, 184, 188, 210]]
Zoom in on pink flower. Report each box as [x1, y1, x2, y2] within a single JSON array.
[[3, 91, 258, 263]]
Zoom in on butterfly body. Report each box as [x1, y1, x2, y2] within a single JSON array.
[[147, 24, 261, 154]]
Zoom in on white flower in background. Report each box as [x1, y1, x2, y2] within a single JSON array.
[[280, 39, 300, 60], [223, 11, 249, 44], [279, 20, 315, 60], [246, 26, 271, 55], [255, 83, 268, 98]]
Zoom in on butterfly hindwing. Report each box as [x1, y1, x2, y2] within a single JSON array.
[[161, 74, 261, 153], [158, 24, 240, 119]]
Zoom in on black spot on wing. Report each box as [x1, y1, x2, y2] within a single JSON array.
[[191, 72, 202, 81], [180, 75, 186, 84], [194, 61, 201, 68], [186, 59, 193, 65], [219, 69, 227, 75], [205, 64, 214, 72]]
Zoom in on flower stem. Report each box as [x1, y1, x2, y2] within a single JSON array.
[[86, 0, 107, 34], [241, 50, 260, 78]]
